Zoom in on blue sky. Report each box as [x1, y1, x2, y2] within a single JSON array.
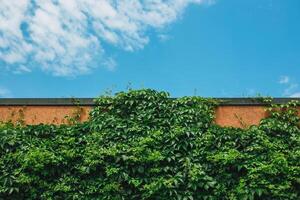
[[0, 0, 300, 98]]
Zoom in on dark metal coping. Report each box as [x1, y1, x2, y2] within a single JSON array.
[[0, 98, 299, 106]]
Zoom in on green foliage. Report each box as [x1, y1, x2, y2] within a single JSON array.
[[0, 89, 299, 199]]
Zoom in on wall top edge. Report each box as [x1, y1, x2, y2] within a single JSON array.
[[0, 98, 300, 106]]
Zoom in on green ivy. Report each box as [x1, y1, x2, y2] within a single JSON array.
[[0, 89, 299, 199]]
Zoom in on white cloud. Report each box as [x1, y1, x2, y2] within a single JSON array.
[[283, 83, 298, 96], [103, 57, 117, 71], [279, 75, 300, 97], [158, 34, 171, 42], [0, 87, 12, 97], [290, 92, 300, 98], [0, 0, 213, 76], [13, 65, 32, 74], [279, 75, 290, 84]]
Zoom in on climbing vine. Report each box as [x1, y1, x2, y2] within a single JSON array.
[[0, 89, 299, 199]]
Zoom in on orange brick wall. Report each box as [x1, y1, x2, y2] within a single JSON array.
[[2, 105, 296, 128], [0, 106, 91, 125]]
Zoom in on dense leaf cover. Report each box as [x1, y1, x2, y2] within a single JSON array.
[[0, 89, 300, 199]]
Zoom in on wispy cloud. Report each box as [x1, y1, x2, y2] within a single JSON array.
[[13, 65, 32, 74], [0, 86, 12, 97], [103, 57, 117, 72], [283, 83, 298, 96], [290, 92, 300, 98], [0, 0, 214, 77], [278, 76, 300, 97], [158, 34, 171, 42], [279, 75, 290, 84]]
